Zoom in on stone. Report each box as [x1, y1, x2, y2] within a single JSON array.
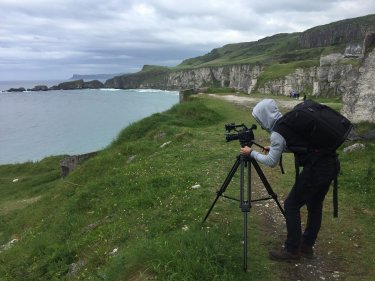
[[60, 152, 97, 177], [344, 43, 363, 58], [29, 85, 49, 91], [6, 87, 26, 92], [343, 143, 365, 153], [342, 48, 375, 123]]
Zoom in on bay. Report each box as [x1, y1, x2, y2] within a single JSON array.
[[0, 89, 179, 164]]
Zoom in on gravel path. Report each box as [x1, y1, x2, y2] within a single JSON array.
[[207, 94, 301, 109]]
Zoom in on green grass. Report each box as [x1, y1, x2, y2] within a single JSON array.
[[0, 96, 374, 280], [256, 60, 320, 88]]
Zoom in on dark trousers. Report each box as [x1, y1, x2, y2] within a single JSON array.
[[284, 155, 336, 252]]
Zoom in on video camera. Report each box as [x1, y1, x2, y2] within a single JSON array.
[[225, 123, 257, 147]]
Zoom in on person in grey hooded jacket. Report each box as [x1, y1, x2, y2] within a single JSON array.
[[241, 99, 285, 167], [240, 99, 336, 262]]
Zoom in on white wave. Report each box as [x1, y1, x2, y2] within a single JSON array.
[[99, 88, 179, 95], [134, 89, 180, 95], [99, 88, 123, 91]]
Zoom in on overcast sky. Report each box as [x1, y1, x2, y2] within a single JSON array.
[[1, 0, 374, 81]]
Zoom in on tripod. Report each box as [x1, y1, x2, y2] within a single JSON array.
[[202, 153, 285, 272]]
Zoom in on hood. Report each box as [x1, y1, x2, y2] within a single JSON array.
[[252, 99, 282, 132]]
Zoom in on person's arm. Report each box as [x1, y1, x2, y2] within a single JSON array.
[[240, 132, 286, 168]]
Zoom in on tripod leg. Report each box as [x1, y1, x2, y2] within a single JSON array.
[[243, 211, 248, 272], [202, 157, 241, 223], [250, 158, 286, 217], [240, 155, 251, 272]]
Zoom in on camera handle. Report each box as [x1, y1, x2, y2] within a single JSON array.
[[202, 154, 285, 272]]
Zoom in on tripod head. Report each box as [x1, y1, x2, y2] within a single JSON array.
[[225, 123, 257, 147], [225, 122, 284, 173]]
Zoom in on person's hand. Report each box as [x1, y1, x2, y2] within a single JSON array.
[[262, 146, 270, 154], [240, 146, 252, 155]]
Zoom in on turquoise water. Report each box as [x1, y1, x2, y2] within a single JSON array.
[[0, 89, 179, 164]]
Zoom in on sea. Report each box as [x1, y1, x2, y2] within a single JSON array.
[[0, 80, 179, 165]]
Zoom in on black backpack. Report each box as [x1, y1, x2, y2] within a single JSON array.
[[277, 99, 353, 152], [274, 99, 353, 217]]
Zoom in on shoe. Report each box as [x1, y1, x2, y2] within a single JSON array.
[[269, 247, 300, 262], [300, 244, 314, 259]]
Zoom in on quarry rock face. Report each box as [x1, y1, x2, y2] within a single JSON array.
[[298, 19, 372, 48], [342, 48, 375, 123], [164, 64, 263, 93]]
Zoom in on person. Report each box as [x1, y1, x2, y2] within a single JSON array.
[[290, 89, 296, 98], [240, 99, 336, 262]]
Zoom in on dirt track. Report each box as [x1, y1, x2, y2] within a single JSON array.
[[207, 94, 301, 109]]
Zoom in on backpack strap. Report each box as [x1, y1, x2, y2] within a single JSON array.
[[333, 154, 341, 218], [279, 154, 285, 174]]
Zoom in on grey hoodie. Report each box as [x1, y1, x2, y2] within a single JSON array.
[[250, 99, 286, 167]]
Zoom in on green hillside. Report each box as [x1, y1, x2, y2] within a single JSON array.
[[1, 95, 374, 280], [176, 14, 375, 69], [178, 33, 312, 67]]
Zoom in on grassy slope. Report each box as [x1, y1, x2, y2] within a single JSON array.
[[137, 34, 333, 90], [131, 15, 375, 90], [0, 96, 374, 280], [176, 14, 375, 70]]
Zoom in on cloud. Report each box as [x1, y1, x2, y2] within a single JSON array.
[[0, 0, 374, 80]]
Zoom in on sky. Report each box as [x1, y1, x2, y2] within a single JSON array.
[[1, 0, 374, 81]]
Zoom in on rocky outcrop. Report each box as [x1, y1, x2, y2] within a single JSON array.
[[166, 64, 262, 93], [6, 87, 26, 92], [5, 79, 105, 92], [258, 67, 317, 96], [105, 69, 171, 89], [299, 23, 363, 48], [255, 54, 361, 98], [314, 54, 360, 97], [342, 48, 375, 123], [70, 73, 124, 80], [60, 152, 97, 178], [82, 80, 105, 89], [260, 48, 374, 123], [56, 79, 85, 90], [105, 64, 263, 93], [298, 15, 375, 48], [51, 79, 104, 90], [28, 85, 49, 91]]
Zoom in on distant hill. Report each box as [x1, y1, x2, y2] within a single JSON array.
[[69, 73, 126, 81], [177, 14, 375, 69]]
